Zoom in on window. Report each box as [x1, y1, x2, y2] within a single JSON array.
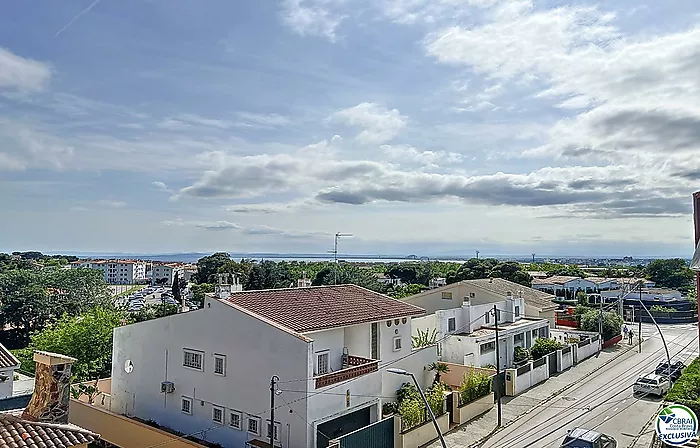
[[539, 327, 548, 338], [485, 312, 490, 324], [393, 336, 402, 351], [214, 354, 226, 376], [247, 416, 261, 435], [229, 411, 242, 430], [448, 317, 456, 332], [317, 352, 329, 375], [469, 292, 475, 298], [441, 292, 453, 300], [514, 333, 524, 343], [181, 397, 192, 415], [480, 342, 496, 355], [515, 306, 520, 317], [212, 406, 224, 424], [183, 349, 203, 370], [267, 421, 280, 441]]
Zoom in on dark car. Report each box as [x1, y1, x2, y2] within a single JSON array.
[[562, 428, 617, 448], [655, 361, 686, 381]]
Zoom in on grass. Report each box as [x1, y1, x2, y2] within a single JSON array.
[[113, 284, 147, 298]]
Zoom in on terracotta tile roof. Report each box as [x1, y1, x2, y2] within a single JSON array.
[[224, 284, 425, 333], [0, 344, 19, 370], [0, 413, 98, 448], [462, 278, 557, 310]]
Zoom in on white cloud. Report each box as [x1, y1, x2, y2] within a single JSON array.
[[97, 200, 127, 208], [281, 0, 346, 41], [0, 48, 51, 92], [380, 144, 463, 167], [332, 102, 407, 144]]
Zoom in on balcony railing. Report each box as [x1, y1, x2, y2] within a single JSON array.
[[315, 355, 379, 389]]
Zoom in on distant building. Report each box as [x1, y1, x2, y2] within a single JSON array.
[[601, 288, 682, 302], [429, 277, 447, 288], [151, 263, 185, 286], [0, 343, 20, 399], [71, 260, 147, 284], [532, 276, 598, 299], [374, 274, 404, 286]]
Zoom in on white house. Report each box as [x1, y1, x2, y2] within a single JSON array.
[[585, 277, 619, 291], [617, 278, 656, 290], [71, 260, 147, 284], [151, 263, 185, 286], [110, 284, 433, 448], [404, 279, 550, 369], [0, 343, 20, 399], [601, 288, 682, 302], [429, 277, 447, 289], [531, 276, 598, 299]]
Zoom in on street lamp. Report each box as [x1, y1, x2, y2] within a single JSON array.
[[386, 368, 447, 448]]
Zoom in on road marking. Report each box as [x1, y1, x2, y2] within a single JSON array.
[[613, 407, 619, 413]]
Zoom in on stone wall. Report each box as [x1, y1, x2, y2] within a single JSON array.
[[22, 362, 72, 423]]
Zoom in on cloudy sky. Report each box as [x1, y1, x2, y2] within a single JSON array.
[[1, 0, 699, 257]]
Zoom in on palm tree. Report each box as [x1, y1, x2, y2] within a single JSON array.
[[428, 362, 450, 386]]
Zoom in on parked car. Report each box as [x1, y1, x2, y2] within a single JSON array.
[[655, 361, 686, 381], [561, 428, 617, 448], [633, 373, 671, 396]]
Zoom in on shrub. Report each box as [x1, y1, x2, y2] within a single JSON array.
[[397, 383, 446, 431], [396, 382, 420, 404], [666, 357, 700, 409], [579, 310, 623, 341], [514, 347, 530, 364], [398, 397, 425, 431], [458, 370, 492, 406], [530, 338, 563, 360], [650, 305, 676, 313], [412, 328, 437, 348]]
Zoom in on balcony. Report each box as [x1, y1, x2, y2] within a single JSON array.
[[315, 355, 379, 389]]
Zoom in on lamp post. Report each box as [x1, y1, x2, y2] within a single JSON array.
[[387, 368, 447, 448]]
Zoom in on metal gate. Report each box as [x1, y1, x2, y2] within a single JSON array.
[[330, 417, 394, 448], [548, 352, 558, 375], [493, 372, 506, 400]]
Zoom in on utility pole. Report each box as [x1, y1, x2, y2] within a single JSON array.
[[532, 253, 536, 263], [638, 284, 643, 354], [330, 232, 352, 285], [597, 298, 603, 357], [494, 304, 502, 427], [269, 375, 279, 448]]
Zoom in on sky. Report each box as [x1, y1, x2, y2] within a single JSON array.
[[1, 0, 699, 257]]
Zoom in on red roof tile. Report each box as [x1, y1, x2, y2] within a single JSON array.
[[0, 344, 19, 370], [224, 284, 424, 333], [0, 414, 98, 448]]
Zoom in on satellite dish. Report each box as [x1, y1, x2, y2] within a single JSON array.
[[124, 359, 134, 374]]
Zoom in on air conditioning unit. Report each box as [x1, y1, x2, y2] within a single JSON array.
[[160, 381, 175, 394]]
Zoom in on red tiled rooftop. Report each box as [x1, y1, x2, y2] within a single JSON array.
[[0, 413, 98, 448], [0, 343, 19, 370], [223, 284, 425, 333]]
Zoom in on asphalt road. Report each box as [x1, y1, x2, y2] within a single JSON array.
[[481, 323, 700, 448]]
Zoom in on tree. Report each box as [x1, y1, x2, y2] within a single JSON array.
[[388, 283, 424, 299], [172, 271, 181, 306], [530, 338, 563, 360], [132, 304, 178, 322], [196, 252, 231, 284], [244, 260, 293, 290], [580, 310, 623, 341], [576, 290, 589, 306], [190, 283, 214, 307], [428, 362, 450, 386], [13, 307, 131, 381], [646, 259, 695, 292], [447, 258, 531, 287], [312, 264, 387, 293], [489, 262, 532, 287]]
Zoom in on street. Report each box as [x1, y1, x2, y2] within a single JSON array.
[[479, 323, 699, 448]]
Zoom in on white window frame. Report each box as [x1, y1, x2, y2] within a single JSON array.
[[441, 291, 453, 300], [448, 317, 456, 333], [183, 349, 203, 371], [213, 354, 226, 376], [181, 396, 193, 415], [393, 336, 402, 351], [480, 341, 496, 355], [267, 420, 281, 441], [212, 405, 224, 425], [316, 351, 330, 375], [247, 416, 261, 436], [229, 410, 243, 430]]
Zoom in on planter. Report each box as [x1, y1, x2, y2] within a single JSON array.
[[396, 413, 450, 448], [451, 392, 494, 425]]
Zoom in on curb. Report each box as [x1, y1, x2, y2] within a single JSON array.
[[468, 341, 640, 448]]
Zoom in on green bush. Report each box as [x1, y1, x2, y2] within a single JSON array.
[[530, 338, 564, 360], [580, 310, 623, 341], [650, 305, 676, 313], [398, 397, 425, 431], [397, 383, 446, 431], [514, 347, 530, 364], [666, 357, 700, 412], [458, 370, 492, 406]]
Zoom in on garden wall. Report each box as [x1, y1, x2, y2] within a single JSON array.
[[441, 363, 496, 390], [451, 392, 494, 425], [505, 357, 550, 396], [573, 335, 600, 363], [557, 346, 573, 372], [395, 413, 450, 448]]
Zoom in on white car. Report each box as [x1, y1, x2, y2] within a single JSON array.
[[633, 373, 670, 396]]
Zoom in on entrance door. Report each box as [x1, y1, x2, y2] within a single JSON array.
[[317, 406, 371, 448], [370, 323, 379, 360]]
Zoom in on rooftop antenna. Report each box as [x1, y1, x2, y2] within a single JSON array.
[[532, 253, 536, 263], [329, 232, 353, 284], [475, 250, 480, 260]]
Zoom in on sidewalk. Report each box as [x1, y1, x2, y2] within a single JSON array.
[[426, 341, 638, 448]]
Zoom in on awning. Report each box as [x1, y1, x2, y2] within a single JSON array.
[[692, 239, 700, 271]]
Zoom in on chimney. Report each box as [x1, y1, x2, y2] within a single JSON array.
[[22, 351, 76, 424]]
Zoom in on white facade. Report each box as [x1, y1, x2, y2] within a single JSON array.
[[407, 281, 549, 369], [110, 293, 431, 448], [71, 260, 146, 284], [600, 288, 682, 302], [0, 344, 20, 399], [151, 264, 184, 286]]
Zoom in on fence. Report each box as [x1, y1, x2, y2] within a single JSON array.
[[573, 335, 600, 363], [557, 346, 574, 372], [506, 356, 549, 396], [328, 417, 394, 448]]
